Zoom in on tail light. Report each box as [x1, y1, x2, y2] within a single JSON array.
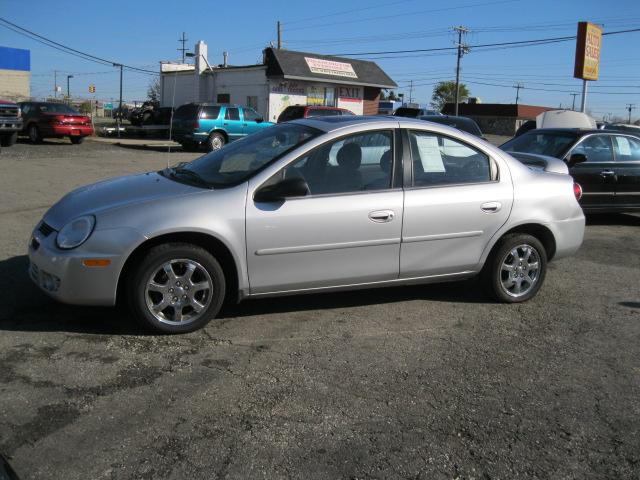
[[193, 120, 200, 129], [49, 115, 65, 125], [573, 182, 583, 201]]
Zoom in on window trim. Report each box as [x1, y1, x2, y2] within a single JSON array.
[[259, 128, 400, 199], [405, 129, 499, 190]]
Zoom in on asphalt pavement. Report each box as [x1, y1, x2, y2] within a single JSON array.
[[0, 138, 638, 479]]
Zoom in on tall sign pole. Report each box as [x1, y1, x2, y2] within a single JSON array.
[[574, 22, 603, 113]]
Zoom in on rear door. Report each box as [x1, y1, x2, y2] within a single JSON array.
[[241, 107, 264, 136], [612, 134, 640, 209], [566, 134, 616, 210], [222, 107, 243, 141], [400, 129, 512, 277]]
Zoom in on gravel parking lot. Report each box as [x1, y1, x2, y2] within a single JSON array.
[[0, 139, 638, 479]]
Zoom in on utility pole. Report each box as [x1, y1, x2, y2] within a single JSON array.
[[54, 70, 58, 99], [514, 82, 523, 105], [453, 26, 469, 116], [178, 32, 188, 63], [277, 21, 282, 49], [113, 63, 123, 138], [66, 75, 73, 103], [627, 103, 635, 124], [409, 80, 413, 104], [570, 93, 579, 111]]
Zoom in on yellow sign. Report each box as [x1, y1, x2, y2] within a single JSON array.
[[574, 22, 603, 81]]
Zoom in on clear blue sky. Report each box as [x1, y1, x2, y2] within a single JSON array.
[[1, 0, 639, 120]]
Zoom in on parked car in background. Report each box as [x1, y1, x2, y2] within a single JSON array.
[[604, 123, 640, 135], [171, 103, 273, 152], [394, 107, 442, 118], [18, 102, 93, 144], [0, 99, 23, 147], [514, 120, 536, 137], [277, 105, 354, 123], [501, 128, 640, 213], [419, 115, 484, 138], [29, 116, 584, 334]]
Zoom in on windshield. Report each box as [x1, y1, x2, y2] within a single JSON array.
[[166, 123, 321, 187], [38, 103, 80, 114], [501, 131, 577, 158]]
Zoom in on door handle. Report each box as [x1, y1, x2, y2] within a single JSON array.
[[223, 122, 228, 126], [600, 169, 615, 178], [481, 201, 502, 213], [369, 210, 395, 223]]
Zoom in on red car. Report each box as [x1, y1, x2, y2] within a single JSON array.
[[277, 105, 354, 123], [18, 101, 93, 144]]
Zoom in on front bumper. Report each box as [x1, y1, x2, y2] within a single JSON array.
[[28, 223, 145, 306]]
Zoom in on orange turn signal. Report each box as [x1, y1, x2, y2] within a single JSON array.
[[82, 259, 111, 267]]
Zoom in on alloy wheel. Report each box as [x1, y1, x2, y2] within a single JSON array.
[[499, 244, 541, 298], [144, 258, 214, 326]]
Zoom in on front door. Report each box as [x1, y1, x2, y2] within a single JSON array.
[[612, 134, 640, 209], [222, 107, 243, 141], [400, 129, 513, 277], [567, 134, 616, 210], [246, 129, 402, 294], [241, 107, 264, 136]]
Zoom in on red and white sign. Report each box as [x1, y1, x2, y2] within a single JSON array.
[[305, 57, 357, 78]]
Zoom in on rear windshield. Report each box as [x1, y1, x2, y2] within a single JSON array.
[[420, 116, 483, 137], [37, 103, 79, 114], [278, 106, 306, 122], [174, 104, 199, 120], [394, 107, 421, 118], [307, 108, 343, 117], [501, 131, 577, 158]]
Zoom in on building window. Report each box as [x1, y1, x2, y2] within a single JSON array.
[[217, 93, 230, 104], [246, 96, 258, 110]]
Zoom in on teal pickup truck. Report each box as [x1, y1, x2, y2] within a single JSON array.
[[171, 103, 273, 152]]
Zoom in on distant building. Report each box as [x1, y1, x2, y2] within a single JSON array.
[[0, 46, 30, 101], [160, 42, 397, 121], [442, 103, 553, 135]]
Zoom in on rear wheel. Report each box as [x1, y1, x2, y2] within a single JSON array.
[[70, 136, 84, 145], [0, 132, 17, 147], [127, 243, 226, 334], [28, 124, 41, 144], [482, 233, 547, 303], [206, 132, 225, 152]]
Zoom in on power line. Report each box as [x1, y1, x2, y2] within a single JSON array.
[[0, 17, 158, 75]]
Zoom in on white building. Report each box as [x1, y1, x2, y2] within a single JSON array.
[[160, 42, 397, 122]]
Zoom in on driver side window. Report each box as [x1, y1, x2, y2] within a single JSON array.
[[279, 130, 394, 195], [570, 135, 614, 162]]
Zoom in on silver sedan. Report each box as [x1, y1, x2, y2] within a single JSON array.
[[28, 116, 585, 333]]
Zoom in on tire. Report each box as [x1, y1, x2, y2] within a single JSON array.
[[481, 233, 547, 303], [142, 112, 152, 125], [206, 131, 225, 152], [28, 124, 41, 144], [0, 132, 17, 147], [127, 243, 226, 334], [70, 136, 85, 145]]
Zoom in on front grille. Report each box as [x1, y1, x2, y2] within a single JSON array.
[[38, 222, 55, 237], [0, 106, 19, 118]]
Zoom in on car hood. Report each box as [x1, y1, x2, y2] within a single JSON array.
[[508, 151, 569, 175], [43, 171, 203, 229]]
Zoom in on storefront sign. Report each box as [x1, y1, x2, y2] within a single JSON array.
[[337, 86, 361, 100], [271, 81, 305, 95], [305, 57, 357, 78], [574, 22, 603, 81]]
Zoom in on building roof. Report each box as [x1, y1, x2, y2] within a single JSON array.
[[442, 103, 553, 119], [264, 47, 397, 89]]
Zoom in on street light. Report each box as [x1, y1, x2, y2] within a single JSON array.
[[66, 75, 74, 103]]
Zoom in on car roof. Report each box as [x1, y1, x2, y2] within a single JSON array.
[[525, 127, 638, 136], [292, 115, 476, 134]]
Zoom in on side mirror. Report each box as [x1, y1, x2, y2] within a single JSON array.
[[568, 153, 587, 167], [254, 177, 310, 202]]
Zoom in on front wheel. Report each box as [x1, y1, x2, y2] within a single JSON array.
[[127, 243, 226, 334], [70, 136, 85, 145], [206, 132, 225, 152], [481, 233, 547, 303]]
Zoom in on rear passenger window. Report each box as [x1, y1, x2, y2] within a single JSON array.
[[200, 106, 220, 119], [224, 108, 240, 121], [281, 130, 394, 195], [613, 136, 640, 161], [409, 130, 493, 187]]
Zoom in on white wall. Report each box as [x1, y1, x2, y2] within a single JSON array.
[[160, 73, 197, 108], [208, 67, 268, 116]]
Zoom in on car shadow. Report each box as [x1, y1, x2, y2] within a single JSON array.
[[0, 254, 488, 334], [619, 301, 640, 309], [586, 213, 640, 226], [16, 137, 73, 146], [112, 143, 192, 154]]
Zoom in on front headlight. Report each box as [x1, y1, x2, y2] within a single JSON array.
[[56, 215, 95, 250]]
